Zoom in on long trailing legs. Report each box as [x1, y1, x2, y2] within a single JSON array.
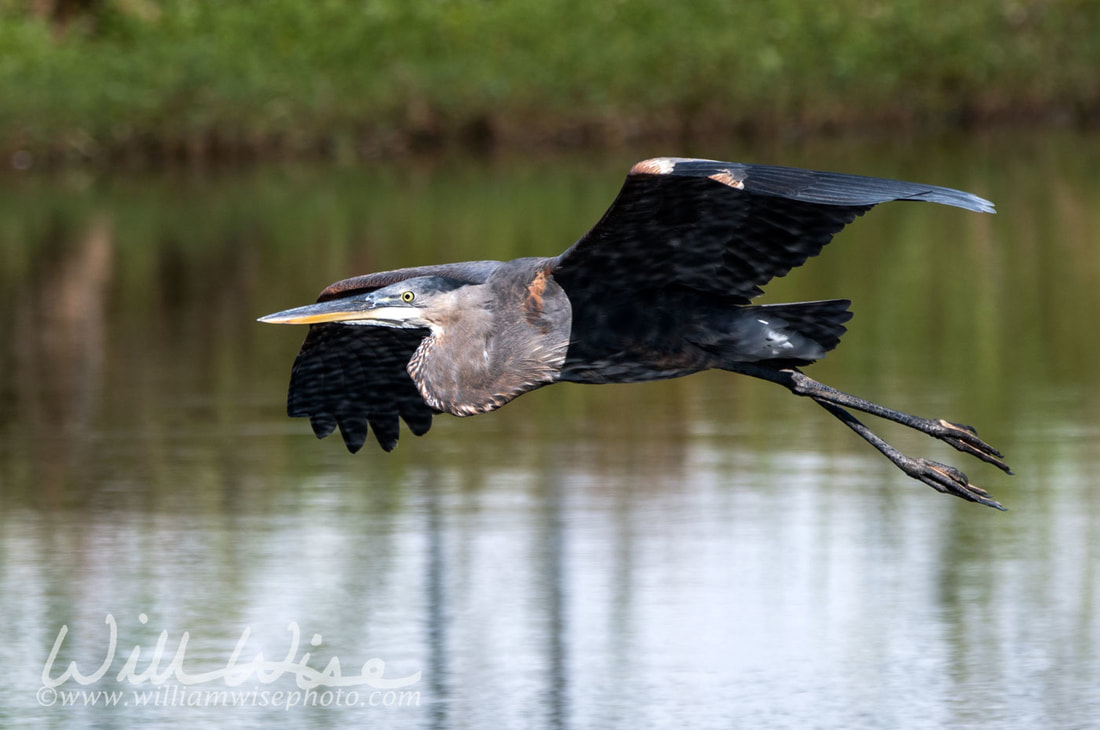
[[727, 363, 1011, 509]]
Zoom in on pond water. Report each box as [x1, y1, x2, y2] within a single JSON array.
[[1, 132, 1099, 729]]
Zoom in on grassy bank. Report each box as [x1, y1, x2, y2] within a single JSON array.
[[2, 0, 1098, 164]]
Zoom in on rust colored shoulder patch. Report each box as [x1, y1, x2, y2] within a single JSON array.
[[524, 265, 549, 316], [708, 170, 746, 189]]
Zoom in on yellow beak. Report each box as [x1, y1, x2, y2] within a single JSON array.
[[258, 295, 418, 327]]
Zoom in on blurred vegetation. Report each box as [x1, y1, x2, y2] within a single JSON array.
[[1, 0, 1098, 164]]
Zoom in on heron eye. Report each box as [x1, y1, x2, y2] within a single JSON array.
[[401, 291, 415, 303]]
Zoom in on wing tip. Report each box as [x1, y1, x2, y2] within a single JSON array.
[[913, 188, 996, 214], [968, 195, 996, 215]]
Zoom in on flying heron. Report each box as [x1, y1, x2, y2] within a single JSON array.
[[261, 157, 1011, 509]]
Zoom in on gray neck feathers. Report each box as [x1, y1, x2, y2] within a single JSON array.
[[409, 262, 571, 416]]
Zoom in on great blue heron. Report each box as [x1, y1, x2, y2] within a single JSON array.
[[261, 157, 1011, 508]]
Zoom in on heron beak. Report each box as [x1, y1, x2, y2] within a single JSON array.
[[258, 293, 415, 326], [258, 295, 378, 325]]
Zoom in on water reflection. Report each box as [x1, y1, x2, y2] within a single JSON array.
[[8, 215, 112, 505], [1, 132, 1099, 729]]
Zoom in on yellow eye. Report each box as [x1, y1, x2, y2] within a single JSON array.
[[401, 291, 415, 303]]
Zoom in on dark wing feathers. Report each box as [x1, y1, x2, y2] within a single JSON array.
[[552, 157, 993, 301], [710, 160, 994, 211], [288, 323, 426, 452], [286, 262, 499, 451]]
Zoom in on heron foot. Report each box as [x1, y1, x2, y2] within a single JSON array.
[[900, 457, 1006, 510], [932, 419, 1013, 474], [817, 400, 1009, 509]]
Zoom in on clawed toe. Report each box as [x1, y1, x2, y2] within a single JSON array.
[[907, 458, 1006, 511], [934, 419, 1013, 474]]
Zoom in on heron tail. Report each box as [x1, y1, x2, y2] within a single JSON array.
[[697, 298, 853, 367], [748, 299, 853, 355]]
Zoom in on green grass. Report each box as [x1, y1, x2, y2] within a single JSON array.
[[2, 0, 1098, 163]]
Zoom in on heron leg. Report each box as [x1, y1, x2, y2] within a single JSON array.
[[726, 363, 1011, 507], [812, 399, 1005, 509]]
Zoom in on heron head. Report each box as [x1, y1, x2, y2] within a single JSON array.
[[258, 276, 470, 330]]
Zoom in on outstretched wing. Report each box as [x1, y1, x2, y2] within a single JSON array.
[[551, 157, 994, 302], [284, 261, 500, 452]]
